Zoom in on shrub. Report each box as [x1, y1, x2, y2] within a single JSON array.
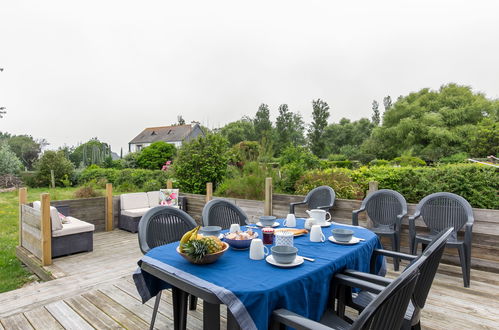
[[33, 150, 75, 187], [77, 167, 170, 190], [0, 143, 22, 175], [369, 159, 390, 167], [136, 141, 176, 170], [295, 168, 364, 200], [327, 154, 348, 161], [279, 145, 320, 168], [352, 164, 499, 209], [116, 182, 139, 193], [320, 160, 360, 170], [142, 179, 162, 191], [73, 185, 103, 198], [438, 152, 469, 164], [173, 134, 229, 194], [390, 155, 426, 167]]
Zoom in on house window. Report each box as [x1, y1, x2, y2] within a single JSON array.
[[136, 145, 143, 151]]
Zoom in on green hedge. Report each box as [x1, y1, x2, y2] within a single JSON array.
[[77, 167, 170, 190], [350, 164, 498, 209]]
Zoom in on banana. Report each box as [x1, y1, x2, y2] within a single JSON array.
[[189, 226, 201, 241], [180, 227, 197, 245]]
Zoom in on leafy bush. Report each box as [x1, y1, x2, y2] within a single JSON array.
[[295, 168, 364, 199], [173, 134, 229, 194], [320, 160, 360, 170], [369, 159, 390, 167], [77, 167, 170, 190], [73, 185, 103, 198], [33, 151, 75, 187], [142, 179, 162, 191], [279, 145, 320, 168], [0, 143, 22, 176], [136, 141, 176, 170], [327, 154, 348, 161], [438, 152, 469, 164], [390, 155, 426, 167], [116, 182, 139, 193], [352, 164, 498, 209]]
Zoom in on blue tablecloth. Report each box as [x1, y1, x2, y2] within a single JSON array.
[[134, 219, 385, 330]]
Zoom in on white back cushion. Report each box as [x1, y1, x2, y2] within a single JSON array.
[[50, 206, 63, 231], [147, 191, 160, 208], [120, 193, 149, 210]]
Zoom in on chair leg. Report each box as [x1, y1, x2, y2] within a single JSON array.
[[458, 245, 470, 287], [410, 238, 417, 255], [189, 294, 198, 310], [150, 290, 162, 330], [392, 235, 400, 271]]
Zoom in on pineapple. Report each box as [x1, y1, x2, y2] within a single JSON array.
[[182, 240, 209, 262], [200, 236, 223, 254]]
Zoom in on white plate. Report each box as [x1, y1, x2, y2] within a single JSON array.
[[306, 218, 332, 227], [266, 255, 304, 268], [328, 236, 361, 245], [256, 221, 280, 228]]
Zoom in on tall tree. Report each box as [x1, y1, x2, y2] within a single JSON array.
[[275, 104, 305, 154], [383, 95, 392, 111], [177, 115, 186, 125], [308, 99, 330, 158], [219, 118, 256, 146], [371, 100, 380, 126], [6, 135, 44, 170], [253, 103, 272, 141]]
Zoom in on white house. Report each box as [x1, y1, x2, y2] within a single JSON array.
[[128, 123, 205, 152]]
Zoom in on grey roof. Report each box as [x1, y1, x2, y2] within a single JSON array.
[[129, 124, 195, 144]]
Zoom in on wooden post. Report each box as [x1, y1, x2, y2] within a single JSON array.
[[167, 179, 173, 189], [41, 193, 52, 266], [264, 177, 273, 216], [18, 188, 27, 246], [105, 183, 113, 231], [50, 170, 55, 189], [206, 182, 213, 203], [368, 181, 379, 195]]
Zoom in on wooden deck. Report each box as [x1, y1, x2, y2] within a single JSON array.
[[1, 229, 498, 329]]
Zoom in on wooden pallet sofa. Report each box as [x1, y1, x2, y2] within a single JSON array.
[[119, 191, 187, 233], [33, 201, 95, 258]]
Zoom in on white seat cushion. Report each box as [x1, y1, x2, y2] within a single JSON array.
[[147, 191, 160, 208], [52, 217, 95, 237], [120, 193, 149, 210], [121, 208, 151, 218], [50, 206, 63, 231]]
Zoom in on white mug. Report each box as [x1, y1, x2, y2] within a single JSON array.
[[310, 225, 326, 242], [249, 239, 269, 260], [304, 218, 315, 230], [275, 231, 294, 247], [283, 214, 296, 227], [230, 224, 241, 233]]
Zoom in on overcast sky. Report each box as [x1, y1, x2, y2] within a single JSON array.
[[1, 0, 498, 153]]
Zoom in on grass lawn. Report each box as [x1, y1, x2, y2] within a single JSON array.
[[0, 187, 95, 293]]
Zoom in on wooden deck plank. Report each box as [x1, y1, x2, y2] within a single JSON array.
[[82, 290, 149, 329], [98, 284, 174, 329], [65, 295, 124, 330], [23, 307, 63, 330], [0, 314, 34, 329], [45, 301, 93, 330]]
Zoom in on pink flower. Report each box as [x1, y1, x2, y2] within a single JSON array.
[[170, 192, 177, 199]]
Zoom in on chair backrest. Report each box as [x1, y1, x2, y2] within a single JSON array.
[[416, 192, 473, 238], [305, 186, 336, 210], [410, 227, 453, 312], [352, 264, 419, 330], [202, 199, 248, 229], [362, 189, 407, 227], [138, 206, 197, 254]]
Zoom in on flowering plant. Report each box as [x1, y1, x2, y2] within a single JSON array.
[[161, 160, 172, 171], [159, 189, 179, 207]]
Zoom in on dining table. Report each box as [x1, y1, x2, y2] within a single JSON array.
[[133, 218, 385, 330]]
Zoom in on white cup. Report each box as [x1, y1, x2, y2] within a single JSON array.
[[230, 224, 241, 233], [249, 239, 269, 260], [283, 214, 296, 227], [306, 209, 332, 225], [304, 218, 315, 230], [310, 225, 326, 242], [275, 231, 294, 247]]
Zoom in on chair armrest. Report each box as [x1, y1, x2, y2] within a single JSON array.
[[373, 249, 418, 261], [408, 211, 421, 239], [289, 201, 306, 214], [351, 208, 365, 226], [334, 274, 385, 294], [272, 309, 332, 330], [341, 269, 393, 287], [465, 223, 473, 247]]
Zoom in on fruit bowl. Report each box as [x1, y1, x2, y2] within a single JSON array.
[[177, 242, 229, 265]]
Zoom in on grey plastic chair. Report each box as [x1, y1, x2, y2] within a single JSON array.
[[289, 186, 336, 214], [202, 199, 248, 229], [335, 228, 453, 330], [409, 192, 474, 287], [138, 206, 197, 329], [352, 189, 407, 271], [271, 259, 419, 330]]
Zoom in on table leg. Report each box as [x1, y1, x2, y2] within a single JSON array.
[[227, 309, 241, 330], [202, 301, 220, 330], [172, 287, 188, 330]]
